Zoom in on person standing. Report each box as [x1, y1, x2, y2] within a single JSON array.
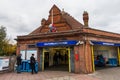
[[30, 54, 37, 74], [16, 54, 22, 73]]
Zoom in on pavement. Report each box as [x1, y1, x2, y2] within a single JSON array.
[[0, 67, 120, 80], [90, 67, 120, 80], [0, 71, 99, 80]]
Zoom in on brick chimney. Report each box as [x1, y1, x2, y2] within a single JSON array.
[[41, 18, 46, 26], [83, 11, 89, 27]]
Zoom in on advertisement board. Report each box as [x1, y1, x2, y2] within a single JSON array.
[[0, 58, 9, 71]]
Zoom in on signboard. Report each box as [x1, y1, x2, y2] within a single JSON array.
[[91, 41, 120, 46], [36, 40, 78, 47], [0, 58, 9, 71]]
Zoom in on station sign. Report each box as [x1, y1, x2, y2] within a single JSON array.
[[36, 40, 78, 47]]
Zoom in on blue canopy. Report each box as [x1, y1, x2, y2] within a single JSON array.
[[91, 41, 120, 46]]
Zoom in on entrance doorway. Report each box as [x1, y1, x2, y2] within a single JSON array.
[[42, 47, 70, 72]]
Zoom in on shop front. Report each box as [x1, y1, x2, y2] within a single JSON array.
[[91, 41, 120, 71]]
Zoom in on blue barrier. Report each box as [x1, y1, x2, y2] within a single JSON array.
[[20, 60, 38, 72], [21, 60, 28, 72], [108, 58, 117, 66]]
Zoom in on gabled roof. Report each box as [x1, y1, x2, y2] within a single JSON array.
[[29, 5, 84, 35]]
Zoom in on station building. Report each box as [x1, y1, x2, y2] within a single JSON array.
[[16, 5, 120, 73]]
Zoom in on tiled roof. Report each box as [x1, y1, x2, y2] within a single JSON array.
[[62, 12, 84, 30], [29, 26, 42, 35]]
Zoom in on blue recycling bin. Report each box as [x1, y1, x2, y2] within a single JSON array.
[[20, 60, 38, 72], [35, 62, 38, 72], [21, 60, 29, 72], [108, 58, 117, 66]]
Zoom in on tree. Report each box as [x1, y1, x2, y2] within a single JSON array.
[[0, 26, 16, 56], [0, 26, 6, 55]]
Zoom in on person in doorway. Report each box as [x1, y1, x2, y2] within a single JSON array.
[[16, 54, 22, 73], [30, 54, 37, 74], [56, 52, 59, 65], [64, 53, 68, 64], [53, 53, 58, 66]]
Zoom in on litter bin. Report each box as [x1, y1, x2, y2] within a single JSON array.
[[108, 58, 117, 66]]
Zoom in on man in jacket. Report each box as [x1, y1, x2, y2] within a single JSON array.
[[30, 54, 37, 74], [16, 54, 22, 73]]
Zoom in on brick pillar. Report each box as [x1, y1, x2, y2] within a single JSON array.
[[84, 41, 93, 73], [37, 47, 43, 71], [78, 44, 86, 73]]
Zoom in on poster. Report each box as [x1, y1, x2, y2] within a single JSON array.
[[26, 50, 37, 60], [20, 50, 26, 60]]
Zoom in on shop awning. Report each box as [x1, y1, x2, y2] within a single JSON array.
[[36, 40, 78, 47], [91, 41, 120, 46]]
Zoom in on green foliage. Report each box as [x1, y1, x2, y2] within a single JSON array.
[[0, 26, 6, 42], [0, 25, 16, 56], [0, 26, 7, 55]]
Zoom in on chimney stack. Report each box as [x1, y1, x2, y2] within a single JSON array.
[[41, 18, 46, 26], [83, 11, 89, 27]]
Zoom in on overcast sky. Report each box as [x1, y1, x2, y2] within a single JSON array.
[[0, 0, 120, 43]]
